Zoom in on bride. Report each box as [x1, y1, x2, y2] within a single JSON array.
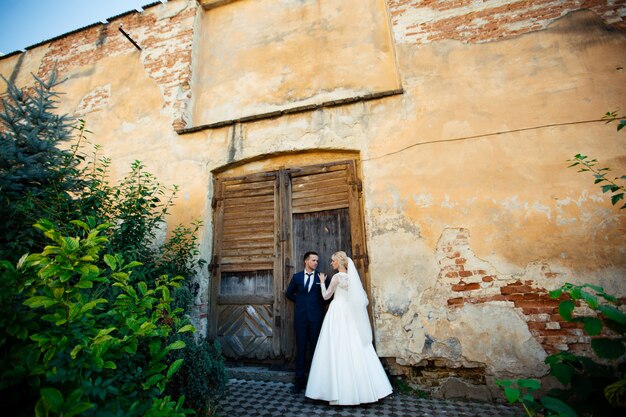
[[305, 251, 392, 405]]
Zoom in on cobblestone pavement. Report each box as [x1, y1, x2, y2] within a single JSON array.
[[216, 379, 520, 417]]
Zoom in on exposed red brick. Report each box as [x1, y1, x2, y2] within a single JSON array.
[[528, 322, 546, 330], [501, 284, 534, 295], [388, 0, 626, 45], [451, 282, 480, 292], [447, 297, 465, 306]]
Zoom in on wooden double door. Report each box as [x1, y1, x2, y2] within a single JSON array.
[[209, 160, 368, 360]]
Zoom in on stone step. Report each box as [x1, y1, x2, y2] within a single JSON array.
[[225, 365, 293, 383]]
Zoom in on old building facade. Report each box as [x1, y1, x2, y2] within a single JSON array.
[[2, 0, 625, 398]]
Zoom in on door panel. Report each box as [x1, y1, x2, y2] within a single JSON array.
[[293, 209, 352, 277], [291, 166, 351, 213], [217, 304, 273, 359], [210, 173, 280, 359]]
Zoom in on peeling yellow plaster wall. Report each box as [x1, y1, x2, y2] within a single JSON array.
[[191, 0, 400, 125], [363, 11, 626, 286], [51, 52, 211, 227], [0, 45, 48, 93]]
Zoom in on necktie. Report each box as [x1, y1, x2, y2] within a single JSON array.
[[305, 272, 313, 292]]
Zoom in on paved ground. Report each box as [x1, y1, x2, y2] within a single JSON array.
[[215, 379, 521, 417]]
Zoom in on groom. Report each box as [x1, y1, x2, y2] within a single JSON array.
[[285, 251, 326, 393]]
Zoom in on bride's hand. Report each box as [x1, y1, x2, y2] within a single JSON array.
[[319, 273, 327, 283]]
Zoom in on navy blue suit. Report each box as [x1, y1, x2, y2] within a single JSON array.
[[286, 270, 326, 389]]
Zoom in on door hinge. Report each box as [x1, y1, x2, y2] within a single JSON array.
[[208, 255, 220, 272], [350, 179, 363, 193], [352, 250, 369, 269]]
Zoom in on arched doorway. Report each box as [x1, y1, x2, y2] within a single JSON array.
[[208, 159, 369, 361]]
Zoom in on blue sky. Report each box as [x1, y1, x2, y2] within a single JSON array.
[[0, 0, 163, 55]]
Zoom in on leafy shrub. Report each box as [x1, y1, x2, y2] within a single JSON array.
[[167, 333, 228, 415], [496, 283, 625, 417], [0, 219, 192, 417], [0, 73, 227, 415]]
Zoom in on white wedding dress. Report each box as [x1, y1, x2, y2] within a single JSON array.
[[305, 271, 393, 405]]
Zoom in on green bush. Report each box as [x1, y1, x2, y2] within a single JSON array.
[[496, 282, 626, 417], [0, 73, 227, 416], [167, 334, 228, 415], [0, 219, 192, 417]]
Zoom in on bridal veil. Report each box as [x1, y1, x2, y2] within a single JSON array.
[[347, 257, 372, 345]]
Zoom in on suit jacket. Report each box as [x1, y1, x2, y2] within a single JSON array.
[[285, 271, 326, 323]]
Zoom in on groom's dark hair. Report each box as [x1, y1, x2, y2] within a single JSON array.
[[303, 251, 318, 262]]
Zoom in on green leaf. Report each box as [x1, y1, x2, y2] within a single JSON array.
[[70, 220, 90, 231], [165, 340, 186, 352], [121, 261, 143, 270], [81, 298, 108, 314], [166, 358, 184, 380], [64, 402, 94, 417], [540, 396, 578, 417], [591, 338, 626, 359], [137, 321, 157, 336], [137, 281, 148, 296], [103, 254, 117, 271], [611, 193, 624, 206], [580, 290, 599, 308], [70, 344, 83, 359], [124, 339, 138, 354], [61, 236, 80, 252], [495, 379, 513, 388], [549, 289, 562, 299], [550, 362, 574, 385], [582, 317, 603, 336], [95, 327, 116, 339], [41, 387, 63, 411], [142, 374, 165, 389], [74, 279, 93, 289], [558, 300, 575, 321], [35, 399, 46, 417], [582, 283, 604, 292], [77, 264, 99, 279], [24, 296, 58, 309], [503, 387, 520, 404], [52, 287, 65, 300], [177, 324, 195, 333], [598, 304, 626, 324], [517, 379, 541, 390], [601, 184, 616, 193], [605, 378, 626, 408]]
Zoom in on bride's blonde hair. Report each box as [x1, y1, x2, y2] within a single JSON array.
[[332, 251, 349, 269]]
